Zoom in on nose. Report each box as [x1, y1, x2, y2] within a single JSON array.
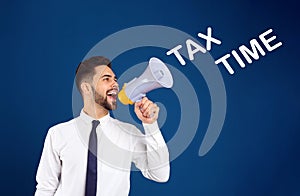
[[112, 81, 119, 90]]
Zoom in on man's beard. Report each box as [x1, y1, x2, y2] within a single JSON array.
[[93, 87, 117, 111]]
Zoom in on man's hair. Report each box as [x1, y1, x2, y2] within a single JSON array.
[[75, 56, 112, 93]]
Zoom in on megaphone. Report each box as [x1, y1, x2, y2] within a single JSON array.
[[118, 57, 173, 105]]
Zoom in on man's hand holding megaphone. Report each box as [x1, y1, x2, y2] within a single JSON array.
[[118, 57, 173, 124], [134, 97, 159, 124]]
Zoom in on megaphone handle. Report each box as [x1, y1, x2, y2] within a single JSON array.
[[132, 93, 146, 103]]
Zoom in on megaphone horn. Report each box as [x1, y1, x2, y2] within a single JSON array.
[[118, 57, 173, 105]]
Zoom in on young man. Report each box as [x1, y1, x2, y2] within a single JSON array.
[[35, 56, 170, 196]]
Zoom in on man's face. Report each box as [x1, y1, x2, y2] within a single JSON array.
[[92, 66, 119, 111]]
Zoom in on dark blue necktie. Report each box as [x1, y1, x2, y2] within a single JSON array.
[[85, 120, 100, 196]]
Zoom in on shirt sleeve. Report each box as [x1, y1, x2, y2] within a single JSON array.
[[35, 128, 61, 196], [132, 121, 170, 182]]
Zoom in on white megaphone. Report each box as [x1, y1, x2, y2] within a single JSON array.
[[118, 57, 173, 105]]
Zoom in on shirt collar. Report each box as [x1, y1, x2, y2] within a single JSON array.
[[80, 109, 110, 126]]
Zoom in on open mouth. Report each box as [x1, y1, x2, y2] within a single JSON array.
[[107, 89, 118, 100]]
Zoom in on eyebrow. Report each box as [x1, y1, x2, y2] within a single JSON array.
[[101, 74, 118, 79]]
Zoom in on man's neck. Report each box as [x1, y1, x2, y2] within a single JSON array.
[[83, 104, 109, 119]]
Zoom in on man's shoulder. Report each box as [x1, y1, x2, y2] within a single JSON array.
[[47, 117, 77, 135]]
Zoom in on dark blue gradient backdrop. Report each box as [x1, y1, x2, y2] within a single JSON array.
[[1, 0, 299, 195]]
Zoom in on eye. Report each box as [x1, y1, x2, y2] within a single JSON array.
[[103, 77, 109, 81]]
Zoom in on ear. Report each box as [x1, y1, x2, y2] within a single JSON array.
[[80, 82, 93, 95]]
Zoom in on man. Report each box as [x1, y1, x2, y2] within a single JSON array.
[[35, 56, 170, 196]]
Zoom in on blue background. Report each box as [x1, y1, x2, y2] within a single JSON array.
[[1, 0, 299, 195]]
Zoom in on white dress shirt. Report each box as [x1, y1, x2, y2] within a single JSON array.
[[35, 110, 170, 196]]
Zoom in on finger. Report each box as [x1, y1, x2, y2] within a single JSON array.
[[139, 97, 148, 107], [143, 107, 151, 118], [140, 100, 152, 113], [134, 103, 144, 117], [148, 107, 156, 118], [135, 101, 142, 108], [148, 105, 159, 119], [151, 106, 159, 119], [144, 103, 158, 118]]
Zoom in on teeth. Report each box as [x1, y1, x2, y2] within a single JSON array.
[[107, 90, 118, 96]]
